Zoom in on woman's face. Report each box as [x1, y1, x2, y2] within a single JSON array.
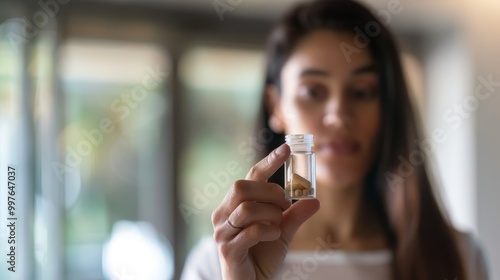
[[270, 30, 381, 188]]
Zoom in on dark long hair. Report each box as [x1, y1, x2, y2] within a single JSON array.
[[260, 1, 467, 279]]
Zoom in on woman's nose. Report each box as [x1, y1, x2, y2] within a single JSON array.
[[322, 96, 353, 128]]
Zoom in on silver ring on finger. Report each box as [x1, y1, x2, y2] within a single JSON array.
[[227, 219, 244, 230]]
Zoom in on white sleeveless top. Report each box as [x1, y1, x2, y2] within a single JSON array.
[[180, 231, 489, 280]]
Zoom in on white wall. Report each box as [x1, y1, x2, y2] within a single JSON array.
[[423, 29, 476, 234], [468, 2, 500, 279]]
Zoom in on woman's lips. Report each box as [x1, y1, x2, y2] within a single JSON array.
[[317, 139, 361, 157]]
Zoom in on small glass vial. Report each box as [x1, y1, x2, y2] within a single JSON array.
[[284, 134, 316, 199]]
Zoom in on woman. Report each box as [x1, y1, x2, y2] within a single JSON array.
[[181, 0, 489, 279]]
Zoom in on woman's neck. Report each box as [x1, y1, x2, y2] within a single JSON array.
[[289, 182, 388, 251]]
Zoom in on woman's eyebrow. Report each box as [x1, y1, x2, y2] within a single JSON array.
[[351, 65, 377, 76], [299, 68, 330, 78], [298, 65, 376, 78]]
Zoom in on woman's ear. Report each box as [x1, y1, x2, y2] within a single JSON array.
[[265, 85, 285, 133]]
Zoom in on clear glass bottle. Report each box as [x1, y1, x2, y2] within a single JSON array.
[[284, 134, 316, 199]]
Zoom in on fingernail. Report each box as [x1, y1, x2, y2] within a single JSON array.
[[275, 144, 287, 156]]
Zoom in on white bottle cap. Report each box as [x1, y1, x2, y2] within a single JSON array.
[[285, 134, 314, 152]]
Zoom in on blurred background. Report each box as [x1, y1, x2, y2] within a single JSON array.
[[0, 0, 499, 279]]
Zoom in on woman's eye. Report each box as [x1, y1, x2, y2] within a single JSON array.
[[350, 88, 378, 100], [298, 85, 326, 100]]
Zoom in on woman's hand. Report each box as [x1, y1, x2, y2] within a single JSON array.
[[211, 144, 320, 280]]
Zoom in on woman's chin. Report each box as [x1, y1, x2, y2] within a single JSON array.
[[316, 167, 364, 190], [316, 176, 361, 191]]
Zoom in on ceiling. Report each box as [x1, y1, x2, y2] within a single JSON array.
[[80, 0, 466, 33]]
